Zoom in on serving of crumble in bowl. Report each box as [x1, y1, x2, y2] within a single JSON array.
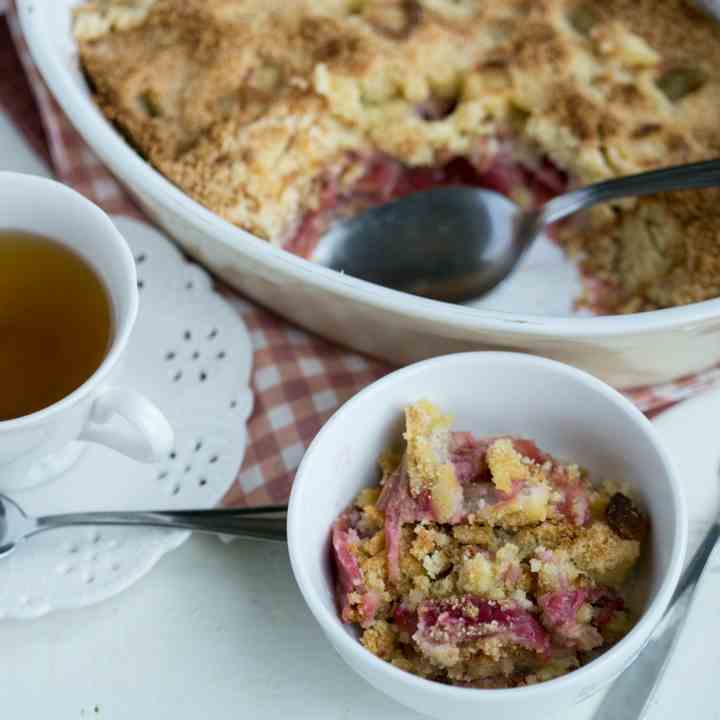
[[288, 353, 686, 719]]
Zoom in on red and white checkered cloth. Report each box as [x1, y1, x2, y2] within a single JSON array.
[[1, 5, 719, 507]]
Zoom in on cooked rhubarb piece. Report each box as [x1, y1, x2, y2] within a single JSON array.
[[413, 596, 550, 668]]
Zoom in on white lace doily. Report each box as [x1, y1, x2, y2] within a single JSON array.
[[0, 217, 253, 619]]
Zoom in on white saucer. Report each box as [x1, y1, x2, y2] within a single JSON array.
[[0, 217, 253, 619]]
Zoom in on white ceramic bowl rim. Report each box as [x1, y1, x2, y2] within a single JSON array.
[[288, 353, 687, 702], [0, 171, 138, 430], [18, 0, 720, 340]]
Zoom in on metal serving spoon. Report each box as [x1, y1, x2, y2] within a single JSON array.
[[313, 159, 720, 303], [0, 494, 287, 556]]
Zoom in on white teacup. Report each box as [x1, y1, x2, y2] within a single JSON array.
[[0, 172, 174, 491]]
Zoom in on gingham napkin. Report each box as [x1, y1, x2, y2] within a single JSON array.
[[1, 6, 719, 507]]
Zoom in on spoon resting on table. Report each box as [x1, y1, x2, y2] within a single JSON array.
[[0, 494, 287, 556], [312, 159, 720, 303]]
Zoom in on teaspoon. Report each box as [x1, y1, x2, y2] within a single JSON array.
[[0, 494, 287, 556]]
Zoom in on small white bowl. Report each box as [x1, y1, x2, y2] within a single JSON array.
[[288, 352, 687, 720]]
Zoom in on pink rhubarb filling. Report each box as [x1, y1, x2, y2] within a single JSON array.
[[539, 588, 624, 651], [286, 150, 568, 258], [414, 596, 551, 658], [377, 461, 434, 584], [332, 511, 382, 627]]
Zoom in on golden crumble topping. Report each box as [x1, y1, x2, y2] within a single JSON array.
[[486, 438, 531, 493], [76, 0, 720, 312], [331, 400, 646, 688], [403, 400, 462, 522]]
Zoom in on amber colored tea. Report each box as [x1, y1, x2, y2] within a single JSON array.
[[0, 231, 113, 421]]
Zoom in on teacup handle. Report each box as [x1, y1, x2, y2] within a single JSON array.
[[80, 387, 174, 462]]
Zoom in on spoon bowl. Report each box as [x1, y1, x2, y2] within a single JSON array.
[[0, 495, 35, 558], [313, 187, 526, 304]]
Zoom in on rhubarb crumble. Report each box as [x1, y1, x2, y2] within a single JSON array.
[[331, 400, 647, 688], [75, 0, 720, 312]]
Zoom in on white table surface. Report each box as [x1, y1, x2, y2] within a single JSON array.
[[0, 111, 715, 720]]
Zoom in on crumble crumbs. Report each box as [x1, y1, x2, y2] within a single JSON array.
[[331, 399, 647, 688]]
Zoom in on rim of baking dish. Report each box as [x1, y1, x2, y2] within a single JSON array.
[[19, 0, 720, 340]]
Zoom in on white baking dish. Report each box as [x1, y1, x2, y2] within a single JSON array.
[[18, 0, 720, 388]]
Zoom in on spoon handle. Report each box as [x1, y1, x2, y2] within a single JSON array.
[[639, 536, 720, 719], [542, 158, 720, 224], [35, 506, 288, 542]]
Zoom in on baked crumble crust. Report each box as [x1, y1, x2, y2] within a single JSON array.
[[331, 400, 645, 687], [403, 400, 462, 522], [75, 0, 720, 312]]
